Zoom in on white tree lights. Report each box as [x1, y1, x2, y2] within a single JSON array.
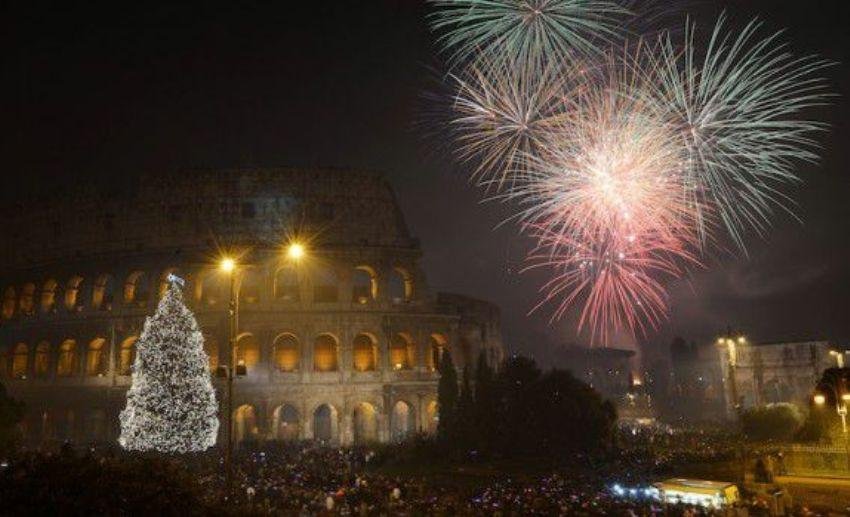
[[119, 277, 219, 452]]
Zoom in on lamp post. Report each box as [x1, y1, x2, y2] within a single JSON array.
[[219, 257, 238, 497], [829, 350, 847, 369], [717, 334, 747, 418], [219, 243, 306, 500]]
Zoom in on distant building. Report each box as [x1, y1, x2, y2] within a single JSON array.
[[716, 339, 834, 419], [667, 338, 725, 421], [551, 345, 652, 420]]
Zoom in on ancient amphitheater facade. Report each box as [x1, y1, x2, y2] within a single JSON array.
[[0, 168, 504, 446]]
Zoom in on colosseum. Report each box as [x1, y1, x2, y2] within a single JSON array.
[[0, 168, 504, 447]]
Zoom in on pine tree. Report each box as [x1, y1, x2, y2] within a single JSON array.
[[437, 350, 458, 442], [456, 366, 475, 447], [119, 278, 219, 453], [473, 350, 496, 450]]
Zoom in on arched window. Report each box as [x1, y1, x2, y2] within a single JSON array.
[[19, 283, 36, 316], [57, 339, 77, 377], [352, 402, 378, 444], [428, 334, 448, 371], [86, 338, 107, 376], [118, 337, 138, 376], [86, 409, 107, 442], [313, 404, 339, 443], [204, 334, 219, 372], [352, 333, 377, 372], [2, 287, 16, 319], [391, 400, 416, 442], [41, 279, 58, 313], [124, 271, 151, 307], [34, 341, 50, 377], [91, 274, 115, 311], [387, 267, 414, 304], [352, 266, 377, 304], [235, 333, 260, 370], [312, 266, 338, 303], [274, 266, 300, 302], [272, 404, 300, 441], [390, 333, 415, 370], [234, 404, 259, 444], [198, 272, 224, 306], [12, 343, 28, 378], [64, 276, 85, 311], [273, 334, 300, 372], [313, 334, 338, 372], [425, 400, 438, 434], [239, 269, 261, 305]]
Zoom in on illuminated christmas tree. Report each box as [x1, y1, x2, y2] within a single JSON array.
[[119, 276, 219, 452]]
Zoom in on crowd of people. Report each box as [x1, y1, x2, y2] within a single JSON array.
[[0, 428, 833, 515]]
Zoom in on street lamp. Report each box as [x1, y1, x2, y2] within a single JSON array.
[[219, 256, 240, 498], [287, 242, 305, 261], [830, 350, 847, 369], [718, 333, 746, 417]]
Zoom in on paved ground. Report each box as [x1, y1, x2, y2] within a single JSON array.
[[775, 475, 850, 513]]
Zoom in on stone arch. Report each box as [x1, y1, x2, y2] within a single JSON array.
[[124, 271, 151, 306], [41, 279, 59, 313], [312, 265, 338, 303], [390, 333, 415, 370], [118, 336, 138, 376], [85, 409, 107, 442], [352, 402, 379, 444], [11, 342, 28, 378], [239, 268, 262, 305], [2, 286, 16, 319], [428, 333, 449, 371], [274, 265, 300, 302], [271, 404, 300, 441], [196, 270, 225, 306], [204, 333, 219, 372], [34, 341, 50, 378], [352, 265, 378, 304], [272, 333, 300, 372], [91, 274, 115, 311], [234, 404, 259, 444], [19, 283, 36, 316], [57, 339, 78, 377], [64, 275, 86, 311], [313, 333, 339, 372], [85, 338, 108, 376], [352, 333, 378, 372], [390, 400, 416, 441], [235, 333, 260, 370], [312, 403, 339, 444], [424, 400, 439, 434], [387, 267, 414, 303], [55, 408, 76, 442]]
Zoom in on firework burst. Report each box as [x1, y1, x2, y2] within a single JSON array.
[[429, 0, 629, 68], [643, 15, 833, 249], [428, 2, 832, 343]]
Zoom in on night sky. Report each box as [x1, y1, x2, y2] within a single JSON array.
[[2, 1, 848, 366]]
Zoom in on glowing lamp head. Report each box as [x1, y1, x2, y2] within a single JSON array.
[[814, 393, 827, 406], [287, 242, 305, 261], [220, 258, 236, 273]]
